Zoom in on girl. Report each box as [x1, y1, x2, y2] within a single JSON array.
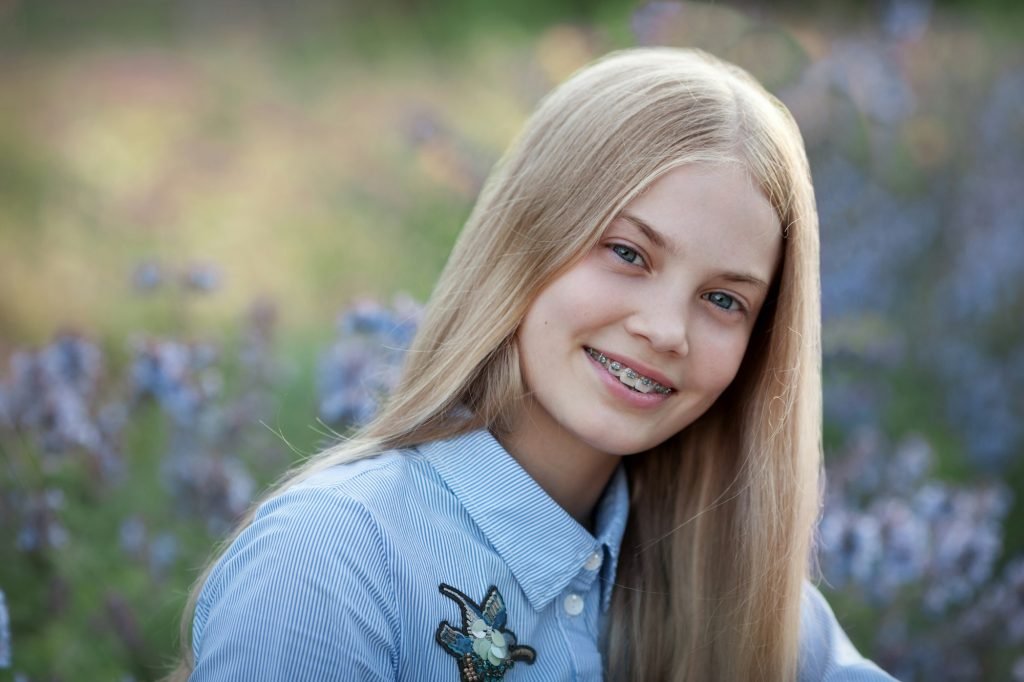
[[172, 48, 896, 681]]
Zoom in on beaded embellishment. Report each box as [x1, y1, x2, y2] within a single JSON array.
[[435, 583, 537, 681]]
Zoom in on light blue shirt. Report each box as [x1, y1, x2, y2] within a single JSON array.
[[190, 429, 895, 681]]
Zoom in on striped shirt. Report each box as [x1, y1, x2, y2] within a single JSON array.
[[190, 428, 896, 681]]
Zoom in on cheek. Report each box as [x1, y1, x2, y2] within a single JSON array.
[[534, 278, 610, 331], [691, 331, 752, 392]]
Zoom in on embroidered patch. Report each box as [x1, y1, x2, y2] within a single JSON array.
[[435, 583, 537, 681]]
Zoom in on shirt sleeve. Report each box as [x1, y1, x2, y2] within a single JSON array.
[[189, 485, 401, 682], [798, 582, 899, 682]]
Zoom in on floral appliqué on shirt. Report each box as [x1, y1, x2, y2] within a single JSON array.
[[435, 583, 537, 681]]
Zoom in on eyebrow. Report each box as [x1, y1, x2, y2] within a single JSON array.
[[618, 211, 772, 291], [620, 212, 673, 253]]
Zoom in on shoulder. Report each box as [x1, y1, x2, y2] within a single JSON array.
[[199, 448, 428, 603], [210, 449, 421, 576], [798, 582, 899, 682], [292, 446, 428, 504], [191, 450, 430, 679]]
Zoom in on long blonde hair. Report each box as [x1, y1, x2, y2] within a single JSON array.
[[170, 47, 821, 681]]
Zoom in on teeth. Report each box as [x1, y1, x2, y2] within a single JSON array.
[[585, 347, 672, 394]]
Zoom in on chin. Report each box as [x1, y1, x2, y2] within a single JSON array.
[[583, 431, 669, 457]]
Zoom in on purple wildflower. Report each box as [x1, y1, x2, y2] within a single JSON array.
[[181, 261, 223, 293], [0, 587, 10, 667], [131, 260, 164, 292], [630, 2, 685, 46], [318, 296, 422, 428], [881, 0, 933, 42]]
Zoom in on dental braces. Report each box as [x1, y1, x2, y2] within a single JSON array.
[[585, 347, 673, 394]]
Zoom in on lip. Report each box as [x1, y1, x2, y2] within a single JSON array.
[[584, 346, 677, 390], [584, 348, 672, 407]]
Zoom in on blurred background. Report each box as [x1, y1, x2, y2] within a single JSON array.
[[1, 0, 1022, 679]]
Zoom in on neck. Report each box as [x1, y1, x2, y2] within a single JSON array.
[[495, 409, 621, 530]]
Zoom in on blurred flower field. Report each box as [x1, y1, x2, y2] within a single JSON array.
[[1, 1, 1023, 680]]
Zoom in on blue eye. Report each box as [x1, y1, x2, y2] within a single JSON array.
[[704, 291, 740, 311], [610, 244, 645, 266]]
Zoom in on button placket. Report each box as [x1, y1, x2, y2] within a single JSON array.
[[555, 579, 604, 678]]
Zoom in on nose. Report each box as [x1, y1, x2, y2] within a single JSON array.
[[623, 295, 690, 356]]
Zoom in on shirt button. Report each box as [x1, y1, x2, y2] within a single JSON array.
[[563, 593, 585, 616], [584, 550, 603, 571]]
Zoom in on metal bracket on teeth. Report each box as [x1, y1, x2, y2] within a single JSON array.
[[587, 347, 671, 394]]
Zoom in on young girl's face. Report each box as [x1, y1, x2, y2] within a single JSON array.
[[514, 162, 782, 460]]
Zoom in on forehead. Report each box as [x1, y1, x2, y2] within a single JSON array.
[[617, 163, 782, 276]]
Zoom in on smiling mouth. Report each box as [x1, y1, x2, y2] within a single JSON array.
[[584, 347, 673, 394]]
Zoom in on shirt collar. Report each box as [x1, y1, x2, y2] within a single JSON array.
[[419, 429, 630, 613]]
